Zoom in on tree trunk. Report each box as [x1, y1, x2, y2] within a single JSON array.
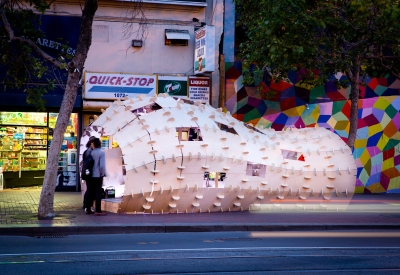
[[346, 57, 360, 150], [38, 0, 98, 219]]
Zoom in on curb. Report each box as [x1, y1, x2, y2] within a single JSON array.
[[1, 223, 400, 236]]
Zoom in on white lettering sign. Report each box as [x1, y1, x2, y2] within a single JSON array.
[[84, 72, 157, 100], [194, 26, 215, 74], [188, 76, 210, 103]]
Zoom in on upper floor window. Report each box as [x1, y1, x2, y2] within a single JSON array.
[[165, 29, 190, 46]]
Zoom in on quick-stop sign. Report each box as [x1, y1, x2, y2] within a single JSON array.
[[84, 72, 157, 99]]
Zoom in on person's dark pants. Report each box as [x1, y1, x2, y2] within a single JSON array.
[[92, 177, 104, 213], [83, 190, 87, 209], [84, 179, 95, 211]]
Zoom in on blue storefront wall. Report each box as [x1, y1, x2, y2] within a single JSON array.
[[0, 14, 82, 108]]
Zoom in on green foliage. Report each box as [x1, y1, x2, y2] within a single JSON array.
[[24, 81, 55, 111], [27, 0, 51, 13], [0, 0, 68, 110], [235, 0, 400, 86]]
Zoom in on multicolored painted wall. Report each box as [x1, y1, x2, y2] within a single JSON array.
[[225, 62, 400, 194]]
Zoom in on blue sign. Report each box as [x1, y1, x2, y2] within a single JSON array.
[[38, 15, 81, 59], [13, 133, 24, 140]]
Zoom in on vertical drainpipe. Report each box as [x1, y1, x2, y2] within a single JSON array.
[[206, 0, 224, 108], [77, 104, 83, 192], [219, 0, 226, 110], [219, 53, 225, 109], [206, 0, 215, 107]]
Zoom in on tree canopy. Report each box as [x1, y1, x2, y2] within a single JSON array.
[[1, 0, 98, 218], [1, 0, 147, 219], [235, 0, 400, 147], [0, 0, 72, 109], [236, 0, 400, 84]]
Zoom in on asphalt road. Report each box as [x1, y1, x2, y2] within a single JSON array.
[[0, 231, 399, 274]]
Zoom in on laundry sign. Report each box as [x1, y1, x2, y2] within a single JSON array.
[[84, 72, 157, 100]]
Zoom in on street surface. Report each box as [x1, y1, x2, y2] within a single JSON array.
[[0, 231, 399, 274]]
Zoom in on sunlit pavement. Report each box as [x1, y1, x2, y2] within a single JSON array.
[[252, 200, 400, 213], [0, 187, 399, 236]]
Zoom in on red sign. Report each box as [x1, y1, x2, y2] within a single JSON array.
[[188, 76, 210, 103]]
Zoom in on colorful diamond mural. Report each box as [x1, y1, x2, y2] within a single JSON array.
[[225, 62, 400, 193]]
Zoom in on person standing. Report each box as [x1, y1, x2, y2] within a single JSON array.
[[83, 136, 96, 214], [90, 138, 107, 216]]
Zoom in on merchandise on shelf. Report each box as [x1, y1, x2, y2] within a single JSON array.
[[0, 113, 77, 178], [0, 128, 22, 172], [23, 127, 48, 150], [58, 151, 68, 171], [0, 150, 20, 172], [21, 151, 46, 171]]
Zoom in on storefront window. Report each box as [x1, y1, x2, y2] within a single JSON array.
[[48, 113, 78, 149], [0, 112, 78, 173], [49, 113, 78, 136], [0, 111, 80, 189]]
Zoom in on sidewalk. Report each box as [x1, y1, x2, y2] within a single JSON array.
[[0, 187, 399, 236]]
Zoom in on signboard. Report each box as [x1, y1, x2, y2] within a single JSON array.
[[0, 112, 47, 126], [84, 72, 157, 100], [56, 171, 77, 191], [194, 25, 216, 74], [188, 76, 210, 103], [39, 15, 81, 59], [157, 76, 188, 97]]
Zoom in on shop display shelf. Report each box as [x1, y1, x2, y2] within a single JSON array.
[[25, 144, 46, 146], [23, 156, 45, 159]]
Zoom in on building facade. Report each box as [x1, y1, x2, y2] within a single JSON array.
[[0, 0, 233, 190]]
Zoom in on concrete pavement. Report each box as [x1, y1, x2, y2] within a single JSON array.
[[0, 186, 399, 236]]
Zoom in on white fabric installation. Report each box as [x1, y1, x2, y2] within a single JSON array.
[[87, 94, 357, 214]]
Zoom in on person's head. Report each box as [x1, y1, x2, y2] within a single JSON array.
[[92, 138, 101, 149], [86, 136, 96, 148]]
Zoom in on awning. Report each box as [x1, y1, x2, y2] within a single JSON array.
[[83, 100, 113, 111], [165, 29, 190, 40], [142, 1, 207, 7]]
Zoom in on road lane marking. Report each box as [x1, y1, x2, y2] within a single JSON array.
[[251, 232, 400, 238], [1, 246, 400, 257]]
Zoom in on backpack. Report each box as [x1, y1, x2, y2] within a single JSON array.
[[81, 149, 94, 180]]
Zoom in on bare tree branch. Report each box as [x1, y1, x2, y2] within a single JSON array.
[[365, 56, 400, 60], [0, 8, 63, 68], [121, 0, 148, 39], [378, 61, 400, 81], [0, 0, 7, 9], [120, 0, 149, 55]]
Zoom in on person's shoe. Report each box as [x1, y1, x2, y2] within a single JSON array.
[[85, 210, 94, 214], [95, 212, 107, 216]]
